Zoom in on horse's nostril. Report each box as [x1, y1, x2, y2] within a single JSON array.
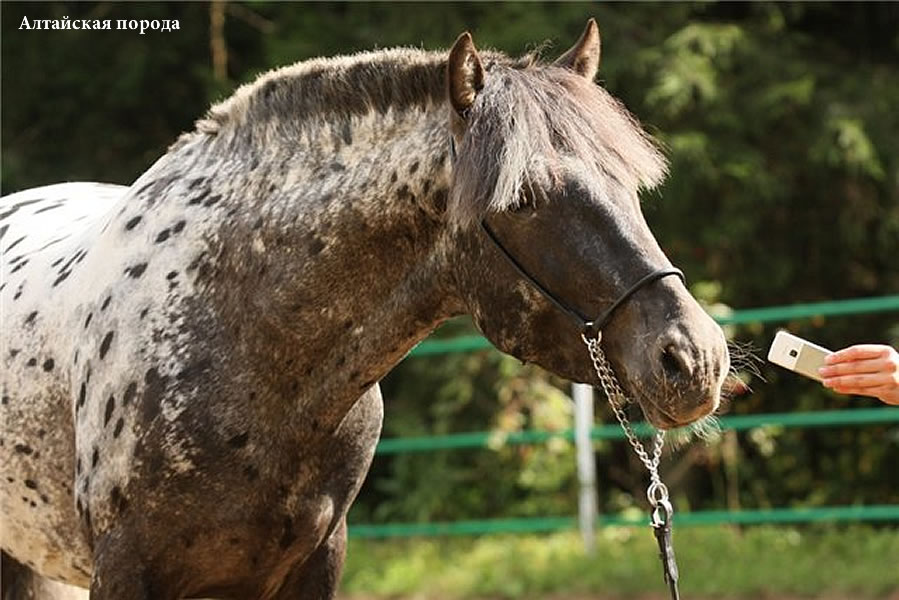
[[661, 344, 690, 380]]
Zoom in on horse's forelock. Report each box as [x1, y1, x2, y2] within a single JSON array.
[[448, 64, 667, 229]]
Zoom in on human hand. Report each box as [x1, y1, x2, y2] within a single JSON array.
[[818, 344, 899, 406]]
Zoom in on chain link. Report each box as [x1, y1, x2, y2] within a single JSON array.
[[581, 332, 668, 505]]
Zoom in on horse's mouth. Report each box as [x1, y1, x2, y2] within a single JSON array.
[[644, 411, 692, 431], [640, 400, 713, 431]]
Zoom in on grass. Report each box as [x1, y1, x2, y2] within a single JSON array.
[[340, 525, 899, 599]]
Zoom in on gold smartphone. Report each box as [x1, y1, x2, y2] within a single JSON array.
[[767, 330, 832, 382]]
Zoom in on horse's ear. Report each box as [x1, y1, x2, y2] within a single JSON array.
[[555, 18, 601, 80], [447, 32, 485, 117]]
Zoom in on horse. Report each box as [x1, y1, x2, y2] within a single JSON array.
[[1, 20, 730, 599]]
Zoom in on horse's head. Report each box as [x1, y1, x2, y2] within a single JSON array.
[[446, 21, 730, 430]]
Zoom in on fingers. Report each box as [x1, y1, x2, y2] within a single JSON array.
[[825, 344, 892, 364], [820, 344, 899, 405], [818, 357, 894, 378], [822, 371, 896, 392]]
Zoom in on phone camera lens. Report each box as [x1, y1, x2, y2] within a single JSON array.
[[789, 349, 798, 358]]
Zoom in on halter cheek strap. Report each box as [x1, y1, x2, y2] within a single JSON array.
[[480, 220, 685, 338]]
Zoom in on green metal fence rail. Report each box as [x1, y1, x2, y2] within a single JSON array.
[[349, 505, 899, 539], [353, 295, 899, 538], [374, 407, 899, 455], [410, 294, 899, 356], [356, 409, 899, 538]]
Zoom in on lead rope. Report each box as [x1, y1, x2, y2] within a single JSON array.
[[582, 332, 681, 600]]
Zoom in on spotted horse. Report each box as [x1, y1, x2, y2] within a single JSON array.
[[1, 21, 730, 600]]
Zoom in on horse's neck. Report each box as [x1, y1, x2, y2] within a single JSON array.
[[192, 105, 462, 425]]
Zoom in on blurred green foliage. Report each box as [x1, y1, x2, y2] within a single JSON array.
[[2, 2, 898, 525]]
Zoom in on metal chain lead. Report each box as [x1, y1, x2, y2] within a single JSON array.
[[583, 331, 681, 600], [581, 332, 668, 505]]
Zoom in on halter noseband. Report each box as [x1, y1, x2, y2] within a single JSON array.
[[450, 134, 685, 338]]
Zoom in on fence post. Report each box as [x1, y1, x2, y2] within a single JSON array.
[[573, 382, 598, 554]]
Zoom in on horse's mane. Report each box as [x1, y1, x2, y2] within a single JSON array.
[[193, 48, 457, 137], [181, 47, 666, 227], [449, 64, 667, 227]]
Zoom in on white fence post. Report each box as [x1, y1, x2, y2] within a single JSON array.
[[573, 382, 597, 554]]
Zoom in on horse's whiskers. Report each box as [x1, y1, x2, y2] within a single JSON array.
[[727, 340, 765, 377], [721, 340, 765, 399]]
